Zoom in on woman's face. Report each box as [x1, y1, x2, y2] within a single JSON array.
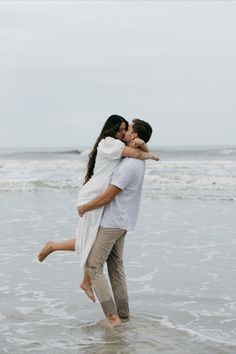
[[114, 122, 127, 140]]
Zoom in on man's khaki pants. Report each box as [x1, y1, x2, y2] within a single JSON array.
[[85, 226, 129, 318]]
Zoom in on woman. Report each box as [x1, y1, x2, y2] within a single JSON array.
[[38, 115, 159, 302]]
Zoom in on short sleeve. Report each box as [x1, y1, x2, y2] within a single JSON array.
[[97, 137, 125, 160], [111, 159, 135, 190]]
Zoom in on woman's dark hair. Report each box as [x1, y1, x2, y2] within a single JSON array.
[[84, 115, 128, 184]]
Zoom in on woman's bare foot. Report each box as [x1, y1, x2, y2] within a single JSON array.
[[80, 282, 96, 303], [107, 314, 121, 327], [38, 241, 54, 262]]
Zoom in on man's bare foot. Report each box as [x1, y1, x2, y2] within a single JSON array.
[[38, 241, 54, 262], [107, 314, 121, 327], [80, 283, 96, 303]]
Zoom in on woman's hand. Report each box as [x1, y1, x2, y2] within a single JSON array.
[[130, 138, 149, 152], [133, 138, 145, 148], [152, 154, 160, 161]]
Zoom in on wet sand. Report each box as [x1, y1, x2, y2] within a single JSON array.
[[0, 190, 236, 353]]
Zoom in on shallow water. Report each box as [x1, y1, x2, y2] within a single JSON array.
[[0, 190, 235, 353]]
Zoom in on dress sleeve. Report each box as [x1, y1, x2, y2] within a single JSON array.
[[97, 137, 125, 160]]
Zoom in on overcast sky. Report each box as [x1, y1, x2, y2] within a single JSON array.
[[0, 0, 235, 148]]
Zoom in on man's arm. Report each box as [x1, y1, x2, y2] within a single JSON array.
[[78, 184, 121, 217]]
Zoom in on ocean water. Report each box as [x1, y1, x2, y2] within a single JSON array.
[[0, 145, 236, 200], [0, 146, 236, 353]]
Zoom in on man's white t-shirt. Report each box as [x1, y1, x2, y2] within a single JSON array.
[[100, 158, 146, 231]]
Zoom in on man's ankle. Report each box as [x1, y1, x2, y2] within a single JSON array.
[[107, 314, 121, 327]]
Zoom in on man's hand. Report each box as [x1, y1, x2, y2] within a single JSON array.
[[77, 206, 84, 217], [76, 184, 122, 216]]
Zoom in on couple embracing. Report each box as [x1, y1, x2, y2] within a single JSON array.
[[38, 115, 159, 327]]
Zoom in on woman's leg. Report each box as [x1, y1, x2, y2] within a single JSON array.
[[38, 238, 96, 302], [38, 238, 75, 262], [80, 269, 96, 303]]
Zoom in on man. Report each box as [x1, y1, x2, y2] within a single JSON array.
[[78, 119, 157, 327]]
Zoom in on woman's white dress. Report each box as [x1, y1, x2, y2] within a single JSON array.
[[75, 137, 125, 266]]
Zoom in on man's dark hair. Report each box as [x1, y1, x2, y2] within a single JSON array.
[[132, 119, 153, 143]]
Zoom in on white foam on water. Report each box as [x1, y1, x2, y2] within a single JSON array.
[[0, 313, 6, 320], [147, 313, 236, 347], [1, 155, 235, 200], [15, 307, 35, 315], [15, 328, 34, 335], [129, 285, 156, 294], [128, 267, 159, 282]]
